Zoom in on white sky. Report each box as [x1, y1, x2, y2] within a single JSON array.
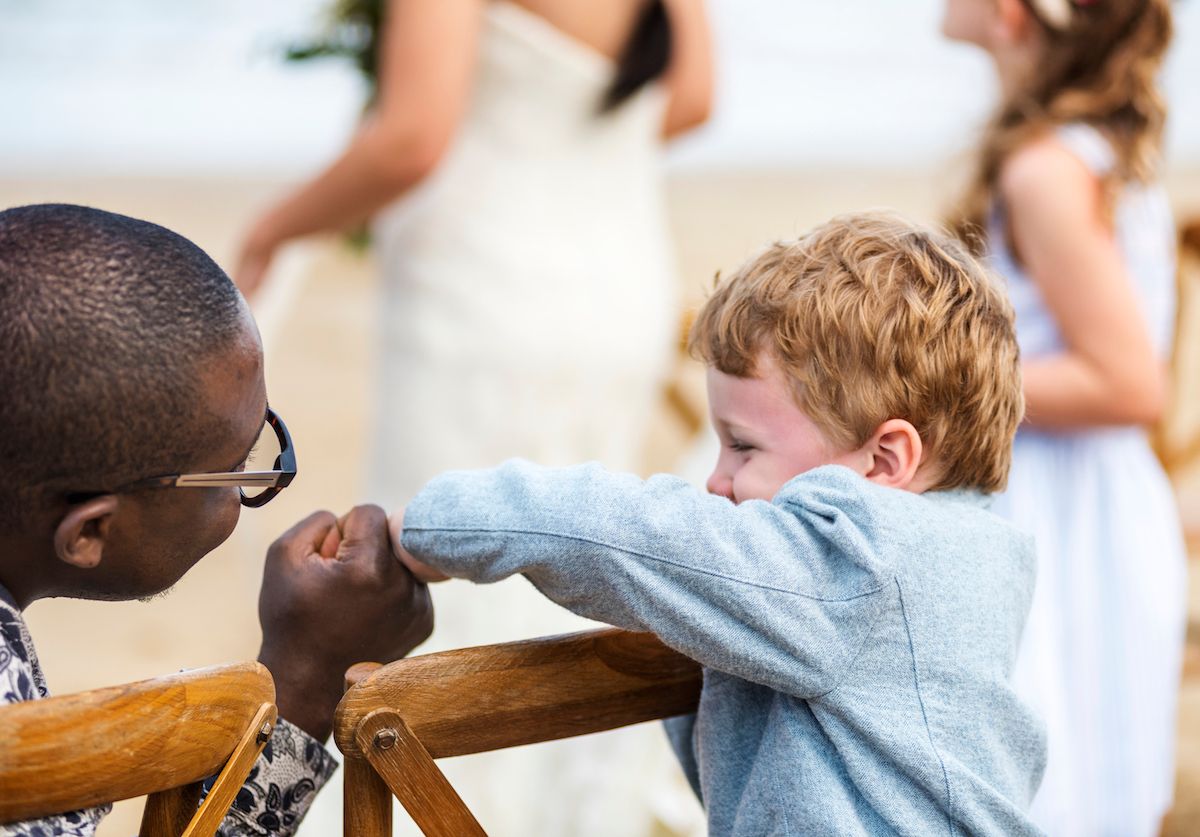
[[1, 0, 1198, 176]]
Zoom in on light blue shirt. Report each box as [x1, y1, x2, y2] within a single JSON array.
[[403, 461, 1046, 835]]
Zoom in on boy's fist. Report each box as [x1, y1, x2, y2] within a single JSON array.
[[388, 507, 450, 583]]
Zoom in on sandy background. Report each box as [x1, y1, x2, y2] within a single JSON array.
[[4, 166, 1200, 833]]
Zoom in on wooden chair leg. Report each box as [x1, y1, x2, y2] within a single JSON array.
[[141, 783, 202, 837], [344, 756, 393, 837], [355, 709, 486, 837]]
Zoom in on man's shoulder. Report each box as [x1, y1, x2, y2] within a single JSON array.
[[0, 598, 46, 703]]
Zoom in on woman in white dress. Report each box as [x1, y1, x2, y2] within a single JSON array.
[[235, 1, 713, 833], [942, 1, 1184, 834]]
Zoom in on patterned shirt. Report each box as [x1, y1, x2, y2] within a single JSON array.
[[0, 588, 338, 837]]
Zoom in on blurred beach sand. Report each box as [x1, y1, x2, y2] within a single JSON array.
[[4, 167, 1199, 834]]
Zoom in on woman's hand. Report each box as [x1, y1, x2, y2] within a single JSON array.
[[232, 222, 281, 298], [388, 506, 450, 583], [227, 0, 478, 298]]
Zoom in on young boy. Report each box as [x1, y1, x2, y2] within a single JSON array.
[[390, 212, 1047, 834]]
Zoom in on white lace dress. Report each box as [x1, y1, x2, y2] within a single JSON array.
[[359, 3, 696, 835], [989, 124, 1187, 837]]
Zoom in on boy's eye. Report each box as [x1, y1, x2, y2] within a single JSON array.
[[729, 440, 754, 453]]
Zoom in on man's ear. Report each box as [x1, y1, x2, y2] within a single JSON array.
[[53, 496, 120, 570], [862, 419, 924, 490]]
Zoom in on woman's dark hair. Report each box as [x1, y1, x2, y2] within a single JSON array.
[[601, 0, 672, 113], [288, 1, 673, 115]]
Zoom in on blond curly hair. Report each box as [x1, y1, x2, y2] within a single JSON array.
[[952, 0, 1173, 248], [689, 212, 1023, 492]]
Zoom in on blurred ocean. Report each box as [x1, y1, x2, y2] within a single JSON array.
[[1, 0, 1197, 176]]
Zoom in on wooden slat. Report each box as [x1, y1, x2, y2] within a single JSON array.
[[1183, 220, 1200, 254], [181, 702, 276, 837], [1157, 220, 1200, 474], [335, 629, 702, 759], [140, 783, 203, 837], [343, 757, 393, 837], [0, 662, 274, 823], [355, 709, 485, 837]]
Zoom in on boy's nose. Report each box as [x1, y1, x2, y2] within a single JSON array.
[[706, 470, 734, 500]]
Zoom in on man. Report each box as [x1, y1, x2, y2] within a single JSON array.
[[0, 204, 432, 835]]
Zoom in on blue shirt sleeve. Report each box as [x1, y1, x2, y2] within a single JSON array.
[[403, 460, 895, 698]]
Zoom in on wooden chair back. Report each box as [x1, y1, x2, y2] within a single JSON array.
[[1154, 217, 1200, 476], [334, 628, 702, 836], [0, 661, 277, 837]]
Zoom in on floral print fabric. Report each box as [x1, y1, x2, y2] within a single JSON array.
[[0, 596, 337, 837]]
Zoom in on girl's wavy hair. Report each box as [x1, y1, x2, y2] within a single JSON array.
[[952, 0, 1173, 250]]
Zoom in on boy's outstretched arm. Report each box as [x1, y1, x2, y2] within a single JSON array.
[[389, 508, 448, 583], [394, 459, 895, 698]]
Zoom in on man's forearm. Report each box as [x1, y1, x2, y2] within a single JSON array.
[[256, 646, 341, 743]]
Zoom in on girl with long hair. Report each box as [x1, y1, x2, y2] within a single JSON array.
[[943, 1, 1182, 833]]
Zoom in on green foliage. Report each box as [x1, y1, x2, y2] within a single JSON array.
[[285, 0, 383, 102], [285, 0, 384, 246]]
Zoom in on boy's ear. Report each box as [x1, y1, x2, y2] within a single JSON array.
[[863, 419, 924, 490], [53, 496, 120, 570]]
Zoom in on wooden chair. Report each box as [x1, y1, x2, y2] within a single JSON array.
[[0, 661, 277, 837], [1153, 216, 1200, 476], [334, 628, 703, 836]]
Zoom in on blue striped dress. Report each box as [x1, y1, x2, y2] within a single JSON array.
[[989, 123, 1187, 837]]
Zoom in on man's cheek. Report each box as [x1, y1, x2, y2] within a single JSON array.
[[198, 489, 243, 553]]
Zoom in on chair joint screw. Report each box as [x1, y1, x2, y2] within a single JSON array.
[[374, 728, 399, 751], [256, 721, 273, 744]]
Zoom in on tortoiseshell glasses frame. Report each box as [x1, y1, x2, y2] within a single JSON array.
[[107, 407, 297, 508]]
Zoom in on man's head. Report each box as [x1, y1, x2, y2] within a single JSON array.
[[690, 212, 1022, 504], [0, 204, 266, 605]]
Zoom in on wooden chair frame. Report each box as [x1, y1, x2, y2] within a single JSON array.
[[334, 628, 702, 836], [0, 661, 277, 837], [1153, 218, 1200, 475]]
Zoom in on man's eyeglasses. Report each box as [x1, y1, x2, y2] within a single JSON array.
[[81, 407, 297, 508]]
